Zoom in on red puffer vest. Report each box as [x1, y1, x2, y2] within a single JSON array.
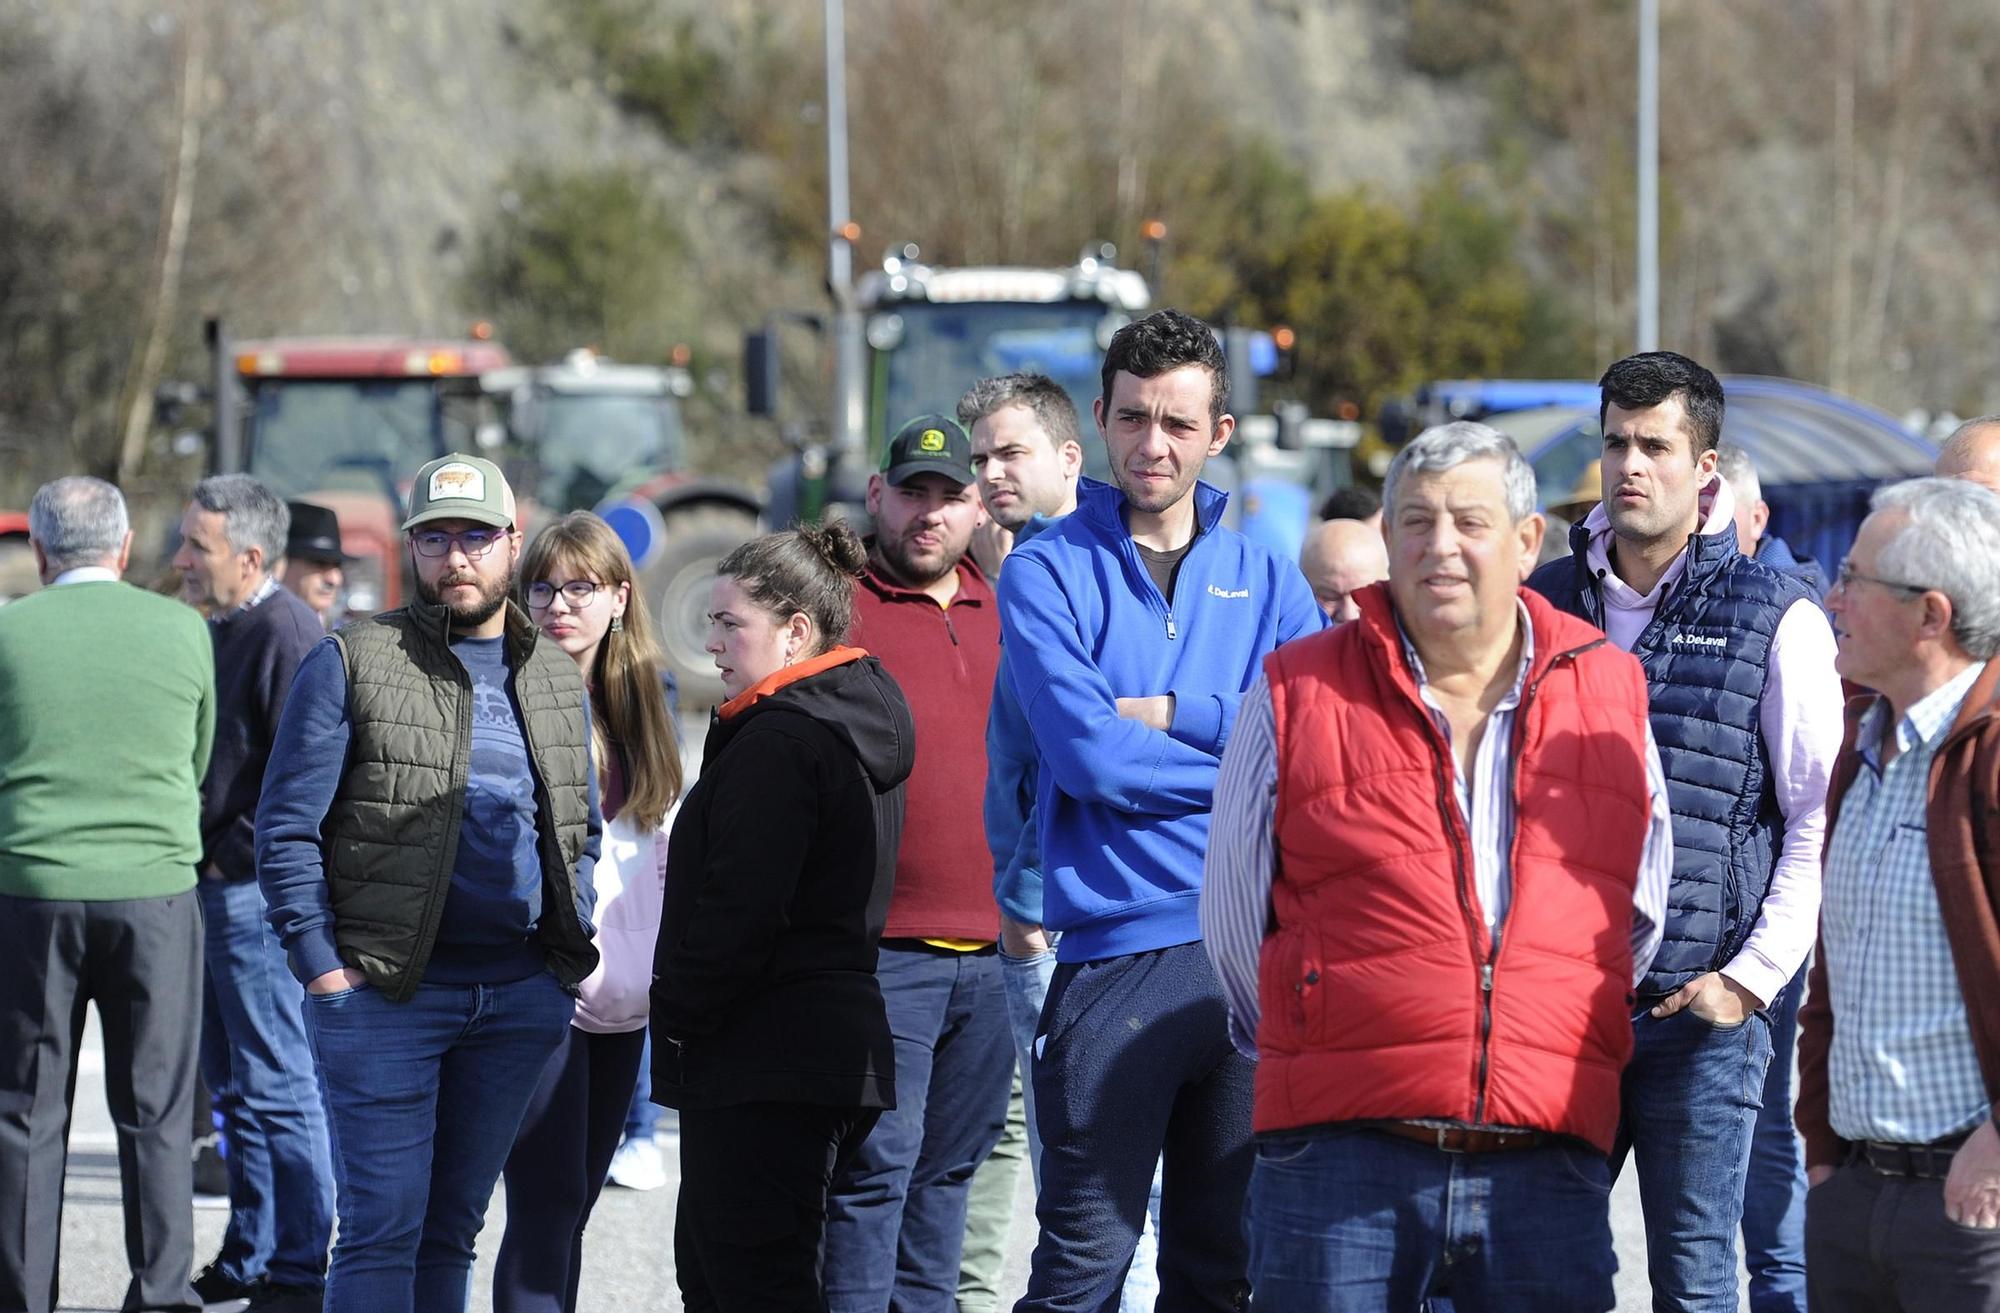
[[1256, 584, 1651, 1153]]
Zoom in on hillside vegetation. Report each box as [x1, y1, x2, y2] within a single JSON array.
[[2, 0, 1992, 503]]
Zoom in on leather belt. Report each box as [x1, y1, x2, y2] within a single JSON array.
[[1857, 1133, 1970, 1181], [1373, 1120, 1548, 1154]]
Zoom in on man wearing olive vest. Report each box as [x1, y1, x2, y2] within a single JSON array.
[[257, 454, 601, 1313]]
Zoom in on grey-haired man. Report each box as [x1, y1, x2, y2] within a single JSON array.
[[174, 475, 335, 1310], [0, 476, 215, 1313]]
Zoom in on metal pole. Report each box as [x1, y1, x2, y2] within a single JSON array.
[[823, 0, 866, 465], [1636, 0, 1659, 352]]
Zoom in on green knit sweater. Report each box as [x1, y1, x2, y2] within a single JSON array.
[[0, 579, 215, 899]]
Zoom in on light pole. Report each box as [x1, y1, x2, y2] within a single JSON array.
[[824, 0, 866, 466], [1636, 0, 1660, 352]]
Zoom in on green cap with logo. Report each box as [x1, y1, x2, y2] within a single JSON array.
[[403, 453, 517, 531], [882, 413, 975, 488]]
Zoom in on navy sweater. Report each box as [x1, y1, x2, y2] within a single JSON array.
[[258, 634, 600, 986], [199, 585, 324, 879]]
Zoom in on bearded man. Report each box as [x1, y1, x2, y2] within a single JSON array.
[[255, 454, 601, 1313]]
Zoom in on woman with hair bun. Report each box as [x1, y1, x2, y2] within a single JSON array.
[[653, 520, 914, 1312]]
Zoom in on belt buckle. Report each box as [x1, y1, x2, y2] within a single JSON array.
[[1435, 1125, 1463, 1154]]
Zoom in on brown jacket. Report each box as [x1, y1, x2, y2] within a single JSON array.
[[1797, 659, 2000, 1168]]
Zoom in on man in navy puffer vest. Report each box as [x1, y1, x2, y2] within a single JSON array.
[[1529, 352, 1844, 1312]]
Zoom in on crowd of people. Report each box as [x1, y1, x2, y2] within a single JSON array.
[[1, 309, 1998, 1313]]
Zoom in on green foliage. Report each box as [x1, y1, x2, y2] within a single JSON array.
[[465, 165, 689, 365], [566, 5, 729, 148]]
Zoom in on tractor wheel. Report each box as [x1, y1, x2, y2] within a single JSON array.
[[642, 505, 759, 711]]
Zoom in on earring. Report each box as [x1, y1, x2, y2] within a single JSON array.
[[610, 616, 624, 633]]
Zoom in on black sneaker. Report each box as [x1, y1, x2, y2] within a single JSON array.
[[245, 1284, 323, 1313], [190, 1260, 256, 1306], [192, 1142, 231, 1198]]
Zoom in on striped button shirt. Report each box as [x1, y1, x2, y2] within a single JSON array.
[[1201, 602, 1675, 1057], [1824, 660, 1991, 1145]]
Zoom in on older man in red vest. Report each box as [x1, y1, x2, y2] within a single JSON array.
[[1202, 421, 1675, 1311]]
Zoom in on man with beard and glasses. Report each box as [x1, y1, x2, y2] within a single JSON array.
[[999, 310, 1323, 1310], [821, 415, 1016, 1313], [256, 454, 601, 1313]]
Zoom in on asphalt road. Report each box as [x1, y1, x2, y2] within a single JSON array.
[[53, 1010, 1746, 1311]]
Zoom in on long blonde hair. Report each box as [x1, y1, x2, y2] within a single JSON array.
[[521, 513, 682, 829]]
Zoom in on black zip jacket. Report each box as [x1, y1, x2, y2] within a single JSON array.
[[651, 653, 914, 1111]]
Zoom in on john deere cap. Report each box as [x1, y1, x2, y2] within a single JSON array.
[[402, 454, 516, 531], [881, 414, 975, 488]]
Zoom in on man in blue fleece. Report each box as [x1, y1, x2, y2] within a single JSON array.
[[998, 311, 1324, 1310], [256, 455, 600, 1313]]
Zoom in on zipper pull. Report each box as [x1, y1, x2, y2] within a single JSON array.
[[1481, 963, 1494, 992], [1165, 612, 1177, 640]]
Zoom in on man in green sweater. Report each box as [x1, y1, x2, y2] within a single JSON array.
[[0, 475, 215, 1313]]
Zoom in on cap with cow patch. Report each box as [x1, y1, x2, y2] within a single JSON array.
[[882, 413, 975, 488], [402, 453, 517, 531]]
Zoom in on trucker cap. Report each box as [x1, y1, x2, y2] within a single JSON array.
[[402, 454, 516, 532], [881, 414, 975, 488]]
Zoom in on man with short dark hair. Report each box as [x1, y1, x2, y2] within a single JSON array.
[[173, 475, 336, 1311], [1206, 422, 1673, 1310], [1799, 477, 2000, 1310], [0, 475, 215, 1313], [1529, 351, 1844, 1311], [1000, 309, 1323, 1309], [257, 454, 600, 1313], [822, 415, 1013, 1313]]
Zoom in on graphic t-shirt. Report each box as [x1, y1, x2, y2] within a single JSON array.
[[425, 633, 548, 984]]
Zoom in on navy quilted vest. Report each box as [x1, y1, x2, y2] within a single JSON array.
[[1528, 519, 1810, 997]]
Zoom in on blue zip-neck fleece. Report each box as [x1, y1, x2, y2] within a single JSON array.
[[994, 477, 1324, 961]]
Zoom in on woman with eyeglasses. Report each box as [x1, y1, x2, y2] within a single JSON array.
[[493, 511, 682, 1313]]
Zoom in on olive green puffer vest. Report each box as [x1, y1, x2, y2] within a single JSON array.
[[327, 599, 598, 1001]]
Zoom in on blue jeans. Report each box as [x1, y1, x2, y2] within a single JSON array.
[[1614, 1002, 1776, 1312], [622, 1029, 660, 1145], [305, 971, 574, 1313], [824, 942, 1014, 1313], [1742, 967, 1807, 1313], [196, 877, 334, 1290], [1246, 1126, 1616, 1311], [1001, 943, 1161, 1313]]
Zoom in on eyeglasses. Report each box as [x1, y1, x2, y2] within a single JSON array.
[[525, 579, 605, 610], [411, 528, 506, 559], [1835, 559, 1927, 597]]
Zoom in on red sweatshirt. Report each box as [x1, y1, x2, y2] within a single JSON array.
[[849, 552, 1002, 942]]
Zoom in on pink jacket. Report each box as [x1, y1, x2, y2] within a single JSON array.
[[572, 811, 669, 1034]]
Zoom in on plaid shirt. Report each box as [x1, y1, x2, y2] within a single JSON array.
[[1824, 660, 1991, 1145]]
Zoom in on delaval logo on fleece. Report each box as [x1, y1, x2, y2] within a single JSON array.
[[1670, 631, 1729, 652], [1207, 584, 1250, 599]]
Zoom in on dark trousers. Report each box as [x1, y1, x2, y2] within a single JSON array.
[[0, 891, 204, 1313], [1806, 1155, 2000, 1311], [493, 1024, 648, 1313], [675, 1101, 881, 1313], [1019, 941, 1254, 1313], [824, 942, 1015, 1313]]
